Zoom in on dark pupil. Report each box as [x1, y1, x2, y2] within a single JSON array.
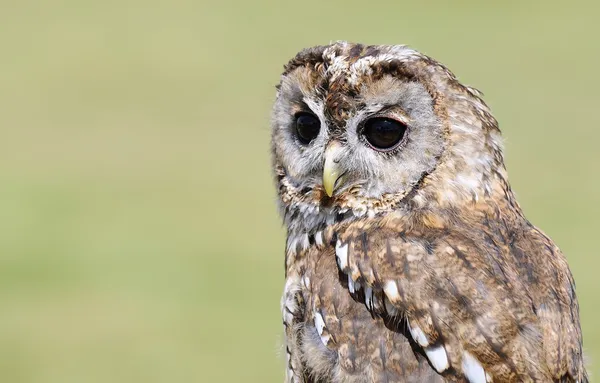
[[295, 113, 320, 144], [363, 118, 406, 150]]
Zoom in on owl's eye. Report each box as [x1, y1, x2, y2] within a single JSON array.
[[362, 118, 407, 151], [295, 113, 321, 144]]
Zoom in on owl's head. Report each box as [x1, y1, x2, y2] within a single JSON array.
[[271, 42, 506, 232]]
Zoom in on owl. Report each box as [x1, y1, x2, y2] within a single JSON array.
[[270, 42, 587, 383]]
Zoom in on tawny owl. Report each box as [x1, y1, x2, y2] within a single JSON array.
[[271, 42, 587, 383]]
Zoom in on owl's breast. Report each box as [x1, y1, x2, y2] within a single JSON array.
[[283, 246, 444, 383]]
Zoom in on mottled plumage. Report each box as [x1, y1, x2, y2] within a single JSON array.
[[271, 42, 587, 382]]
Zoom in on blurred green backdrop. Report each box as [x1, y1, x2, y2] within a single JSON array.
[[1, 1, 598, 382]]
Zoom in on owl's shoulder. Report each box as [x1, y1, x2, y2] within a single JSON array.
[[329, 205, 575, 290], [322, 206, 585, 381]]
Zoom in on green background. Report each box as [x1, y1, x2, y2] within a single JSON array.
[[1, 1, 598, 381]]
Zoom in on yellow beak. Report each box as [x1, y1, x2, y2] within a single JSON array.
[[323, 141, 344, 197]]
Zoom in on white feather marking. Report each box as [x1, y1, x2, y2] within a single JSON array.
[[314, 312, 330, 346], [282, 277, 301, 326], [335, 241, 349, 270], [484, 183, 492, 196], [299, 233, 310, 251], [314, 312, 325, 335], [365, 286, 373, 310], [384, 295, 399, 316], [407, 319, 429, 347], [348, 56, 376, 85], [286, 351, 293, 383], [352, 206, 366, 217], [315, 231, 324, 247], [462, 351, 486, 383], [283, 308, 294, 325], [425, 345, 450, 373], [456, 174, 480, 193], [383, 280, 401, 302], [284, 277, 295, 291], [326, 55, 349, 80], [302, 276, 310, 289]]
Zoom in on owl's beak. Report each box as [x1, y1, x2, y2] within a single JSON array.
[[323, 141, 344, 197]]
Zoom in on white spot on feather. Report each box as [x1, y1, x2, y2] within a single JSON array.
[[282, 277, 301, 326], [348, 274, 355, 293], [348, 56, 376, 85], [407, 319, 429, 347], [283, 308, 294, 325], [314, 312, 330, 346], [302, 276, 310, 289], [462, 351, 486, 383], [298, 233, 310, 251], [425, 345, 449, 373], [315, 231, 324, 247], [383, 280, 400, 302], [365, 286, 374, 310], [325, 54, 349, 81], [314, 312, 325, 335], [384, 295, 398, 316], [352, 206, 366, 217], [285, 351, 293, 383], [284, 277, 295, 291], [335, 241, 349, 270]]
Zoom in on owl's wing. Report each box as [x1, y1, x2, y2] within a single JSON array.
[[325, 216, 587, 382]]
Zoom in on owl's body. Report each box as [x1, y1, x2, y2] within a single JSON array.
[[271, 43, 586, 382]]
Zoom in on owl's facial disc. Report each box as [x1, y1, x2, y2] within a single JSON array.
[[273, 43, 505, 225], [273, 76, 445, 206], [272, 46, 456, 216]]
